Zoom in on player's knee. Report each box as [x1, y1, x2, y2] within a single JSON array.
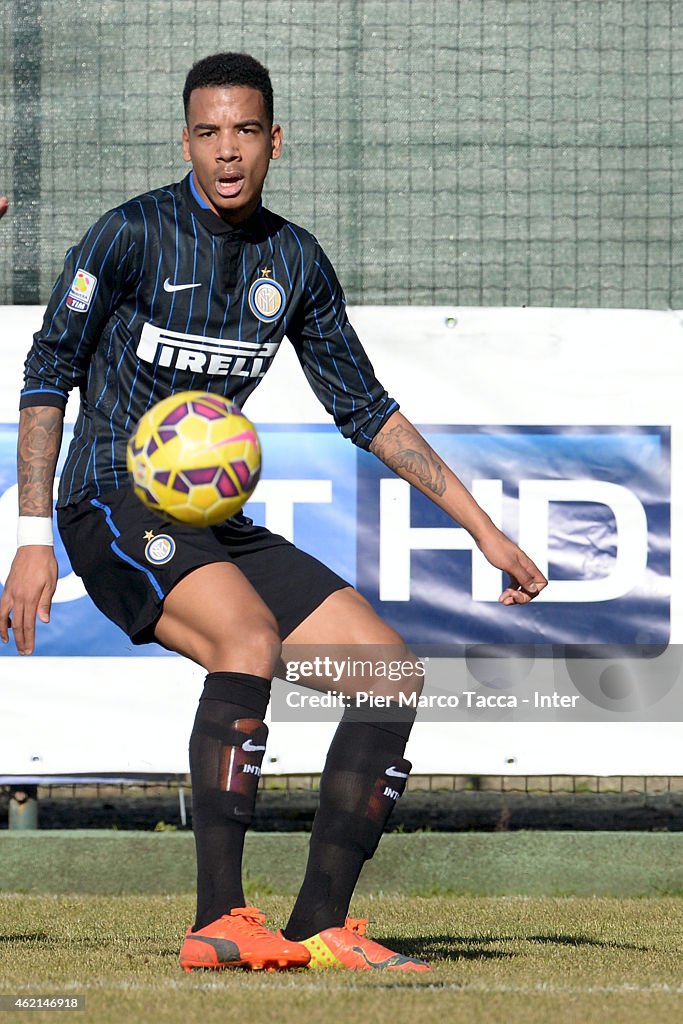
[[204, 613, 281, 675], [346, 642, 425, 704], [369, 639, 425, 703]]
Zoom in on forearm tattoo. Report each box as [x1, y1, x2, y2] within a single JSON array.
[[17, 407, 64, 516], [370, 422, 446, 497]]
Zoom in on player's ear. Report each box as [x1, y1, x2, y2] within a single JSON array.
[[182, 126, 191, 163], [270, 123, 282, 161]]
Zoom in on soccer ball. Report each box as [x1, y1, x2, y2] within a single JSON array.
[[126, 391, 261, 526]]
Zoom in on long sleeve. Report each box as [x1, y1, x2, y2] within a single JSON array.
[[286, 241, 398, 449], [21, 208, 139, 410]]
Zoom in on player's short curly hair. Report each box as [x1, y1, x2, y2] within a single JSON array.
[[183, 52, 274, 124]]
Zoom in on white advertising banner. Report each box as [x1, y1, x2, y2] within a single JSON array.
[[1, 305, 681, 777]]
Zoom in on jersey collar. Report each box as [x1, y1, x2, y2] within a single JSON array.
[[184, 172, 261, 238]]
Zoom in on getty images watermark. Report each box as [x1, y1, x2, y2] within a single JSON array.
[[271, 644, 683, 722]]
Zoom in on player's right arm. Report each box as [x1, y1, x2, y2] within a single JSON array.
[[0, 405, 64, 655], [0, 207, 138, 654]]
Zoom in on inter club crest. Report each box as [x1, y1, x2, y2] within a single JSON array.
[[248, 269, 286, 323], [144, 533, 176, 565]]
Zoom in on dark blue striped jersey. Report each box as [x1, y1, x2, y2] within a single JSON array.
[[21, 174, 398, 507]]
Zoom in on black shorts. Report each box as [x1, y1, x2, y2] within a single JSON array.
[[57, 487, 350, 646]]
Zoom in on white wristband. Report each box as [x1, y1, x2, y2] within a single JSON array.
[[17, 516, 54, 547]]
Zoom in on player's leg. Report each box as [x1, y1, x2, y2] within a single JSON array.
[[153, 559, 281, 674], [154, 565, 272, 907], [156, 567, 310, 970], [149, 523, 359, 970], [280, 588, 431, 971], [57, 490, 309, 971]]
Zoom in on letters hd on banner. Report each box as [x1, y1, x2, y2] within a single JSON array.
[[356, 425, 670, 648]]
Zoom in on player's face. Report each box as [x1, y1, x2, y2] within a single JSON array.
[[182, 85, 282, 223]]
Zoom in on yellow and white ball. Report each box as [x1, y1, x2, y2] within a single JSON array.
[[126, 391, 261, 526]]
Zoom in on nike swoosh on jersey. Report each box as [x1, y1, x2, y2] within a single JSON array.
[[385, 766, 409, 778], [163, 278, 202, 292], [242, 739, 267, 752]]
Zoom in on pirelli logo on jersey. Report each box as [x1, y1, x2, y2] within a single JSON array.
[[136, 323, 280, 378]]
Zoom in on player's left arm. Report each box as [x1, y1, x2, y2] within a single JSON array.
[[369, 410, 547, 604]]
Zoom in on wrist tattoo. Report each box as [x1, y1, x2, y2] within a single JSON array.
[[18, 407, 63, 517]]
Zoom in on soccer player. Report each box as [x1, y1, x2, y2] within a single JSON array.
[[0, 53, 547, 972]]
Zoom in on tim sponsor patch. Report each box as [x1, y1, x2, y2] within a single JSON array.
[[66, 269, 98, 312]]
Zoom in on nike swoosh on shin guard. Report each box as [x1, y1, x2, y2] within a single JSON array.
[[242, 738, 267, 752]]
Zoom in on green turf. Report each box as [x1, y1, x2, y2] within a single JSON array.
[[1, 831, 682, 896], [0, 894, 681, 1024]]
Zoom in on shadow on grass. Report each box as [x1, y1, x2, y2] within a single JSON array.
[[385, 935, 514, 962], [526, 933, 651, 952], [386, 930, 652, 962]]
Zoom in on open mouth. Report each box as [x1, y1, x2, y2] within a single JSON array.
[[216, 173, 244, 199]]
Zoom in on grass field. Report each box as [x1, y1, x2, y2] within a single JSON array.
[[1, 893, 682, 1023], [0, 834, 682, 1023]]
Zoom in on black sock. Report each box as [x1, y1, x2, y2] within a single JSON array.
[[284, 705, 415, 941], [190, 671, 271, 931]]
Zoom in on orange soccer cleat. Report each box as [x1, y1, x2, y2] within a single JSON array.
[[179, 906, 311, 972], [301, 917, 432, 972]]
